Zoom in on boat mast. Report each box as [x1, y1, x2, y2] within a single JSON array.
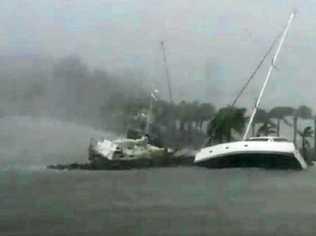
[[242, 12, 296, 140], [231, 33, 280, 107], [145, 90, 158, 134], [160, 41, 174, 104]]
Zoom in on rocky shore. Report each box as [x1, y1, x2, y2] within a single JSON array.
[[47, 149, 196, 170]]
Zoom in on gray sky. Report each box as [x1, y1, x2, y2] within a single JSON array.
[[0, 0, 315, 110]]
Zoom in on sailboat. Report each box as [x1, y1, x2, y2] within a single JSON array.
[[89, 90, 166, 164], [194, 12, 308, 170]]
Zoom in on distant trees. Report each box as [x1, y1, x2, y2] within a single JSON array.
[[252, 109, 271, 136], [314, 117, 316, 155], [152, 100, 216, 146], [256, 121, 276, 137], [302, 126, 313, 150], [4, 54, 316, 153], [269, 106, 295, 136], [293, 105, 313, 146], [302, 126, 313, 165], [197, 103, 216, 130], [51, 57, 316, 153], [176, 101, 215, 132], [204, 104, 315, 156]]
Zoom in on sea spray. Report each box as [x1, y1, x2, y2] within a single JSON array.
[[0, 116, 116, 170]]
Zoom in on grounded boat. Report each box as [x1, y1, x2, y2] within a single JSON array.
[[195, 137, 307, 169], [89, 136, 166, 162], [88, 136, 194, 169], [88, 89, 172, 168], [195, 12, 308, 170]]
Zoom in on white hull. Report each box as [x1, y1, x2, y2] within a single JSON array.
[[195, 140, 307, 169], [89, 137, 165, 161], [195, 13, 304, 170]]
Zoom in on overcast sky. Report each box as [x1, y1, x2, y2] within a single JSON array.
[[0, 0, 315, 110]]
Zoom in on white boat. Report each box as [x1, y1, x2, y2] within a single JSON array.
[[195, 136, 307, 169], [88, 89, 169, 164], [195, 12, 308, 170], [89, 136, 166, 161]]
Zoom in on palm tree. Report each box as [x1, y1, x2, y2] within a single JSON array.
[[293, 105, 313, 146], [251, 108, 269, 136], [189, 101, 200, 130], [207, 106, 246, 144], [302, 126, 313, 165], [197, 103, 216, 131], [174, 101, 199, 144], [256, 121, 276, 136], [174, 101, 192, 142], [175, 101, 190, 133], [175, 101, 184, 132], [153, 100, 172, 127], [314, 116, 316, 157], [269, 106, 295, 136]]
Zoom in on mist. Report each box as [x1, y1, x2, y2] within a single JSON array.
[[2, 2, 316, 235], [1, 0, 316, 109], [0, 53, 151, 126], [0, 0, 315, 168], [0, 116, 116, 169], [0, 53, 151, 168]]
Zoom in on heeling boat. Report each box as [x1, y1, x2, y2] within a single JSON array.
[[195, 136, 307, 169], [195, 12, 308, 170]]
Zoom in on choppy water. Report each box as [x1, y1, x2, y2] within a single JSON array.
[[2, 117, 316, 236], [3, 167, 316, 236]]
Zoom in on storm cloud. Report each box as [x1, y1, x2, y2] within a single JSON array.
[[0, 0, 315, 109]]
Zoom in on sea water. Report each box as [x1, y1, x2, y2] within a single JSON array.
[[1, 117, 316, 236]]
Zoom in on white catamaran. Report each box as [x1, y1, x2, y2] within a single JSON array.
[[195, 12, 308, 170]]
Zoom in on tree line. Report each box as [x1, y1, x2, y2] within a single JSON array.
[[0, 54, 314, 156], [120, 97, 315, 156]]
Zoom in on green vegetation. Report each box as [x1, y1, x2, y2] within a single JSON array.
[[0, 54, 315, 158], [207, 106, 246, 144]]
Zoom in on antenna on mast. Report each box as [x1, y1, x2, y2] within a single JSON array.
[[160, 41, 174, 104], [242, 12, 296, 140]]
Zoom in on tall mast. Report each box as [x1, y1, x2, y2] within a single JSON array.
[[231, 33, 280, 107], [242, 12, 296, 140], [160, 41, 174, 104], [145, 90, 158, 134]]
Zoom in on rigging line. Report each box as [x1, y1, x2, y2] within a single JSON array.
[[205, 13, 294, 146], [230, 32, 281, 107], [242, 12, 296, 140], [207, 32, 280, 136], [160, 41, 173, 104]]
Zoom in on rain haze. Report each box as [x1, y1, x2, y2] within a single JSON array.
[[2, 1, 316, 236], [1, 0, 315, 107]]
